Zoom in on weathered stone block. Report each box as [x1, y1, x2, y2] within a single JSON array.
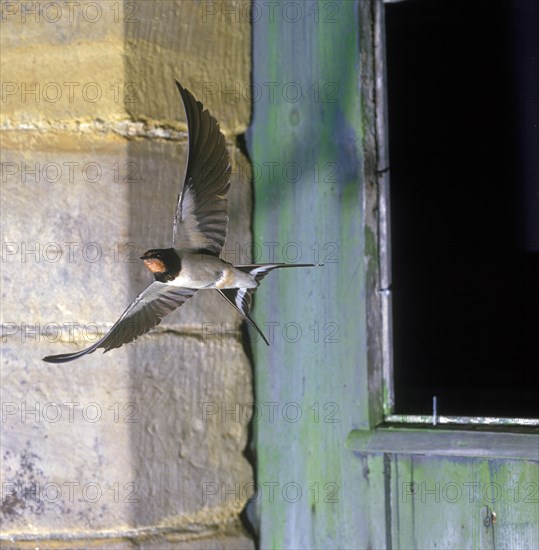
[[124, 0, 251, 133], [0, 1, 127, 124], [1, 1, 251, 133], [1, 335, 253, 535]]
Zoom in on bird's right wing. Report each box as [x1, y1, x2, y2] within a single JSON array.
[[172, 81, 231, 255], [43, 282, 196, 363]]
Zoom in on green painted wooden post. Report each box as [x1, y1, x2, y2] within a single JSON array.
[[247, 1, 381, 546]]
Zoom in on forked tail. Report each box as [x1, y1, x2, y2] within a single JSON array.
[[216, 263, 317, 345]]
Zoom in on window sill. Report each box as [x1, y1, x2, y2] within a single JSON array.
[[346, 425, 539, 460]]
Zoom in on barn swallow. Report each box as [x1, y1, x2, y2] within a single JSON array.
[[43, 81, 315, 363]]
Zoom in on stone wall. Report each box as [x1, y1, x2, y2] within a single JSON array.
[[1, 1, 254, 547]]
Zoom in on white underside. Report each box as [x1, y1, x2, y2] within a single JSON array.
[[164, 253, 256, 289]]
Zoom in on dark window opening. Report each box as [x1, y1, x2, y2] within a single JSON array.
[[385, 0, 539, 418]]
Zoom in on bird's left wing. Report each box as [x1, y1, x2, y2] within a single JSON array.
[[43, 282, 196, 363], [172, 80, 231, 255]]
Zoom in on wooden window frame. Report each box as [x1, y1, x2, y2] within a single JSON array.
[[360, 0, 539, 434]]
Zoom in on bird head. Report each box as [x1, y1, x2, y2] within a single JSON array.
[[140, 249, 168, 274], [140, 249, 182, 279]]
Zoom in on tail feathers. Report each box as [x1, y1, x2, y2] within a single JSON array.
[[216, 289, 269, 345], [217, 263, 316, 345], [234, 263, 316, 281]]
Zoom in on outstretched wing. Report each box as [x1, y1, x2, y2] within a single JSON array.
[[43, 282, 196, 363], [172, 81, 231, 255]]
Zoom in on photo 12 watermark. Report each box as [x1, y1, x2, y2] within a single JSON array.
[[1, 82, 140, 105], [201, 400, 340, 425], [201, 480, 339, 505], [229, 160, 340, 186], [219, 240, 339, 264], [2, 480, 139, 505], [200, 1, 339, 24], [1, 241, 140, 264], [199, 80, 339, 104], [1, 161, 140, 185], [401, 481, 539, 504], [201, 320, 339, 345], [1, 321, 104, 344], [1, 401, 139, 424], [0, 1, 140, 24]]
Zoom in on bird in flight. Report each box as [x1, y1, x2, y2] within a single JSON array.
[[43, 81, 314, 363]]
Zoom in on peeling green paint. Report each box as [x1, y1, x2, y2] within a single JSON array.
[[247, 0, 371, 547], [391, 455, 538, 549]]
